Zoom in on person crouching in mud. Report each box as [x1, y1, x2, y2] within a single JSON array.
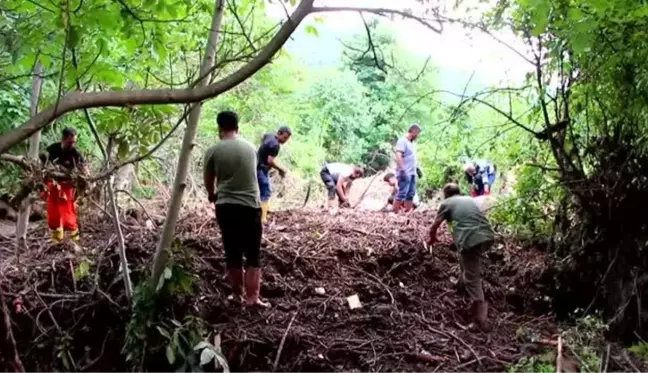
[[319, 162, 364, 212], [427, 183, 495, 330], [382, 172, 421, 211]]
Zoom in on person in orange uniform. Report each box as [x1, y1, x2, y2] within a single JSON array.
[[41, 128, 87, 243]]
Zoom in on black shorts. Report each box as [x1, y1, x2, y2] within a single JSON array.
[[215, 203, 262, 268], [320, 166, 339, 200]]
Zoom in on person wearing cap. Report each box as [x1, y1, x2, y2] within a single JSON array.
[[463, 159, 496, 197], [319, 162, 364, 211], [257, 126, 291, 223], [393, 124, 421, 212], [427, 183, 495, 331]]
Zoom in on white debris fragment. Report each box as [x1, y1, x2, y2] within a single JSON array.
[[314, 287, 326, 295], [347, 294, 362, 309]]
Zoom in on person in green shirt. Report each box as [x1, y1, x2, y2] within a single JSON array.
[[203, 111, 269, 308], [427, 183, 495, 331]]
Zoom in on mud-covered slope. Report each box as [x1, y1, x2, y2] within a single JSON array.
[[2, 209, 556, 372]]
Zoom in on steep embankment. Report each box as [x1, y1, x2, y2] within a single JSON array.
[[2, 209, 556, 371]]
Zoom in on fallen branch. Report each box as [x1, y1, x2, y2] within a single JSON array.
[[0, 290, 25, 372], [115, 188, 156, 226], [272, 310, 298, 371], [426, 325, 482, 366]]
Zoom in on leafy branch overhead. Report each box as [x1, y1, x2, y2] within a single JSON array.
[[0, 0, 444, 155]]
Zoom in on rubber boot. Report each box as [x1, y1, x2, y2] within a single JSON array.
[[469, 300, 489, 331], [261, 202, 269, 224], [226, 268, 245, 303], [244, 267, 270, 308], [50, 228, 64, 244], [69, 229, 80, 243]]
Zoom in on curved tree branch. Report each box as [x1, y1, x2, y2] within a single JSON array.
[[312, 6, 443, 34], [0, 1, 446, 156], [0, 0, 316, 155]]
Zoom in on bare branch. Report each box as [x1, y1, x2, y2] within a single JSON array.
[[228, 0, 258, 53], [0, 154, 27, 166], [360, 12, 388, 74], [312, 6, 443, 34], [438, 16, 535, 65], [91, 104, 194, 181]]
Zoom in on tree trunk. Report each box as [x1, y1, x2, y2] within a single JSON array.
[[107, 176, 133, 300], [114, 163, 134, 192], [150, 0, 225, 285], [15, 62, 43, 249]]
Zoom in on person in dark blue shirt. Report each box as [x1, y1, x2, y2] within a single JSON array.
[[463, 160, 496, 196], [257, 126, 291, 223]]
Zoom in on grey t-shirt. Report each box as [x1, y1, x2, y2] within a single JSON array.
[[436, 195, 494, 252], [395, 136, 417, 176], [203, 137, 260, 208]]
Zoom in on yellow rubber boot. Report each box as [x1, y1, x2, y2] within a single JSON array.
[[261, 201, 269, 224], [69, 229, 80, 243], [50, 228, 64, 244]]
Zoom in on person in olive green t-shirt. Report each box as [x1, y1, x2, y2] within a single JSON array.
[[427, 183, 495, 331], [203, 111, 269, 308]]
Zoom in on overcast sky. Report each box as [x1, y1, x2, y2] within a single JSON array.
[[267, 0, 533, 93]]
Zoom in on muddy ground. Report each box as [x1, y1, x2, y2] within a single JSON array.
[[2, 208, 561, 371]]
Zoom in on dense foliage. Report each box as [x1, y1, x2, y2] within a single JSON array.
[[2, 1, 648, 368]]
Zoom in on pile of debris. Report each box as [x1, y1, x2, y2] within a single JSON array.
[[2, 208, 559, 371]]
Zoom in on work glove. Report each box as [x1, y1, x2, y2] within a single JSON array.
[[398, 168, 407, 179], [278, 169, 286, 178], [208, 193, 217, 203], [339, 200, 351, 208], [470, 189, 478, 197], [416, 167, 423, 179]]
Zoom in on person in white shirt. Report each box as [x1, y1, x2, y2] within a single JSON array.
[[319, 162, 364, 210]]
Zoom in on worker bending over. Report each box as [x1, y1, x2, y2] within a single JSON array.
[[41, 127, 87, 243], [319, 162, 363, 210], [463, 160, 496, 196], [257, 126, 291, 224], [203, 111, 269, 308], [427, 183, 495, 331], [394, 124, 421, 212]]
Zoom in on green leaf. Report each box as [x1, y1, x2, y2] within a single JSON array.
[[305, 25, 319, 37], [68, 26, 81, 48], [289, 0, 297, 6], [74, 261, 90, 280], [215, 352, 230, 372], [117, 141, 129, 159], [166, 344, 176, 365], [156, 267, 172, 291], [157, 326, 172, 339], [193, 341, 210, 351], [530, 1, 549, 36], [199, 347, 216, 365], [570, 33, 591, 54]]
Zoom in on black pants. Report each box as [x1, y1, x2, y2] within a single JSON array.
[[320, 166, 339, 200], [215, 203, 262, 268]]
